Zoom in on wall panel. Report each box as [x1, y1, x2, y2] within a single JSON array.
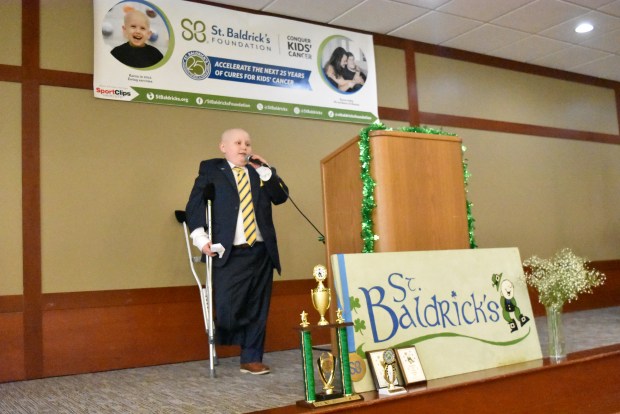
[[416, 54, 619, 135], [0, 1, 22, 66], [40, 0, 93, 73], [375, 45, 409, 110], [453, 127, 620, 261], [0, 311, 25, 382], [37, 281, 329, 378], [0, 82, 23, 295]]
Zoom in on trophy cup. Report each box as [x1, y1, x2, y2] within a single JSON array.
[[317, 352, 336, 395], [311, 264, 331, 326]]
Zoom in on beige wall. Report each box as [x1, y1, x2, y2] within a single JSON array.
[[375, 45, 409, 110], [0, 82, 22, 295], [0, 3, 22, 297], [0, 1, 21, 66], [416, 54, 619, 135], [39, 86, 362, 292], [414, 53, 620, 261], [456, 128, 620, 261], [2, 3, 619, 294], [40, 0, 92, 73]]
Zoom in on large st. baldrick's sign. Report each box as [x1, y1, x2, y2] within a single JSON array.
[[331, 247, 542, 393]]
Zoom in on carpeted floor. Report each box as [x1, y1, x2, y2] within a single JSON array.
[[0, 306, 618, 413]]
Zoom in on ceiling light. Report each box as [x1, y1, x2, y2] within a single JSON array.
[[575, 23, 593, 33]]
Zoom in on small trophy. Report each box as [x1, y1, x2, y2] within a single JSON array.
[[300, 310, 310, 328], [336, 308, 345, 324], [317, 352, 336, 395], [311, 264, 331, 326], [381, 349, 406, 395]]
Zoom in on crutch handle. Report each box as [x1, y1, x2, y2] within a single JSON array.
[[174, 210, 186, 223]]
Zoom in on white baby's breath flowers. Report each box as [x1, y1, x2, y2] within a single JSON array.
[[522, 248, 606, 309]]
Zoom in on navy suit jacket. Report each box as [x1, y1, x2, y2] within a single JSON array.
[[185, 158, 288, 273]]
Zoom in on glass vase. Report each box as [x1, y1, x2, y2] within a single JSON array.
[[545, 304, 566, 362]]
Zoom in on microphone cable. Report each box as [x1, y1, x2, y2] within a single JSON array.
[[276, 176, 325, 244]]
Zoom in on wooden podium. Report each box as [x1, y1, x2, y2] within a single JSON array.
[[321, 130, 470, 263]]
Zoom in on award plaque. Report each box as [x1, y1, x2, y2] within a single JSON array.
[[395, 346, 427, 386], [380, 349, 406, 395]]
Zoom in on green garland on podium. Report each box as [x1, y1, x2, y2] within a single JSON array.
[[358, 121, 477, 253]]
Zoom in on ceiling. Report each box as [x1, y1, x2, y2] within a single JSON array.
[[205, 0, 620, 84]]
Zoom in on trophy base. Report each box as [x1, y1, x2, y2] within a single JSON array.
[[379, 386, 406, 396], [297, 393, 363, 408]]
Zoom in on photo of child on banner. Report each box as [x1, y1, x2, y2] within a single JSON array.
[[101, 1, 169, 68], [320, 37, 368, 93]]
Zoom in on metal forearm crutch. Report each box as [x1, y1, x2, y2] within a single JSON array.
[[203, 185, 217, 377], [175, 185, 217, 377]]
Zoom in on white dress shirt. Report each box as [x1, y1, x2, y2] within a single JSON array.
[[190, 162, 272, 252]]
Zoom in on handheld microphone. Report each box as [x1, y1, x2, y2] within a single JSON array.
[[245, 154, 270, 168]]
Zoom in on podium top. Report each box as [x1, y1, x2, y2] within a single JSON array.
[[368, 129, 461, 143], [321, 130, 461, 165]]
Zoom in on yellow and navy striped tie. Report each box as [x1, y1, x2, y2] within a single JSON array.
[[233, 167, 257, 246]]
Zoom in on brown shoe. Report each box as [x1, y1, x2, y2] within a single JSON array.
[[240, 362, 270, 375]]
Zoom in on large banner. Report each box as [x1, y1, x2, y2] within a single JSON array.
[[93, 0, 378, 123], [331, 248, 542, 393]]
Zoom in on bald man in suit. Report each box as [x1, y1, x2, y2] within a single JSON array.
[[185, 128, 288, 375]]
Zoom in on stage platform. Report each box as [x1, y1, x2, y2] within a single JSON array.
[[0, 307, 618, 413], [256, 343, 620, 413], [255, 306, 620, 414]]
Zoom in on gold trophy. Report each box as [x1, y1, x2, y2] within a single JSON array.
[[296, 267, 363, 407], [317, 352, 336, 395], [299, 310, 310, 328], [311, 264, 331, 326], [336, 308, 345, 324]]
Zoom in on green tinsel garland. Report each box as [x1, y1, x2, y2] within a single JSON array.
[[462, 147, 478, 249], [358, 122, 477, 253]]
